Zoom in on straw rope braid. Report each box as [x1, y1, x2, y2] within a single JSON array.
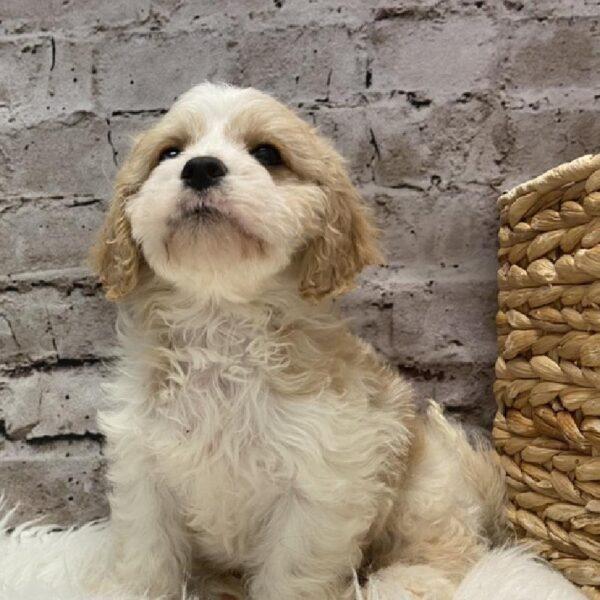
[[493, 154, 600, 599]]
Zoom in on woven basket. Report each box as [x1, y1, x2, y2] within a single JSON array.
[[493, 154, 600, 598]]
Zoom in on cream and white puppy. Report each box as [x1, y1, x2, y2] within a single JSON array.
[[37, 82, 573, 600]]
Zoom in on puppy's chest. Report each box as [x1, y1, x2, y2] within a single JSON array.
[[148, 345, 308, 558], [148, 317, 330, 442], [153, 335, 280, 435], [139, 326, 378, 565]]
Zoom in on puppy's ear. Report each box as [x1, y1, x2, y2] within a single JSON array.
[[90, 140, 148, 302], [299, 159, 383, 300]]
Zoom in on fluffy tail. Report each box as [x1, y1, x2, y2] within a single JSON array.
[[423, 401, 512, 546]]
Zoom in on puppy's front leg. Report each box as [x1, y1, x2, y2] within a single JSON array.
[[249, 491, 365, 600], [105, 441, 191, 598]]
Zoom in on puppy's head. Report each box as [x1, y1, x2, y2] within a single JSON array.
[[92, 83, 381, 302]]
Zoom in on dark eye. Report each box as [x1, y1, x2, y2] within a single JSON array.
[[250, 144, 283, 167], [159, 146, 181, 161]]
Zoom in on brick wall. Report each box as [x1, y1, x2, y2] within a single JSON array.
[[1, 0, 599, 524]]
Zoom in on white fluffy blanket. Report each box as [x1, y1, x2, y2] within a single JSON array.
[[0, 507, 586, 600]]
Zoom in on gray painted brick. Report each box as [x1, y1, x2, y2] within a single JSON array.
[[0, 37, 94, 125], [433, 188, 499, 265], [362, 185, 499, 270], [368, 17, 499, 98], [153, 0, 378, 31], [151, 0, 265, 30], [238, 26, 365, 105], [0, 286, 116, 367], [107, 112, 160, 167], [505, 1, 600, 17], [0, 442, 107, 525], [0, 0, 151, 34], [312, 106, 374, 184], [0, 365, 107, 439], [0, 198, 107, 275], [399, 363, 496, 430], [365, 187, 441, 267], [341, 269, 497, 368], [366, 95, 508, 189], [95, 31, 243, 112], [500, 18, 600, 92], [0, 114, 114, 198], [503, 106, 600, 189]]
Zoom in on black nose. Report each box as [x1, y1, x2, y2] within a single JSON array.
[[181, 156, 228, 192]]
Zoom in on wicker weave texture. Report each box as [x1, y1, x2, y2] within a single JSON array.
[[493, 154, 600, 599]]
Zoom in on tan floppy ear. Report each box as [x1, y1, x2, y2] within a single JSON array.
[[89, 142, 149, 302], [299, 160, 383, 300], [90, 180, 143, 302]]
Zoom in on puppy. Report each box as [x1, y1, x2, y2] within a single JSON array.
[[89, 82, 508, 600]]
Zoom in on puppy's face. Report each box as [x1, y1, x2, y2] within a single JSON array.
[[92, 83, 381, 302]]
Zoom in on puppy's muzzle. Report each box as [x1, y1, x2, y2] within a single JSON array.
[[181, 156, 228, 192]]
